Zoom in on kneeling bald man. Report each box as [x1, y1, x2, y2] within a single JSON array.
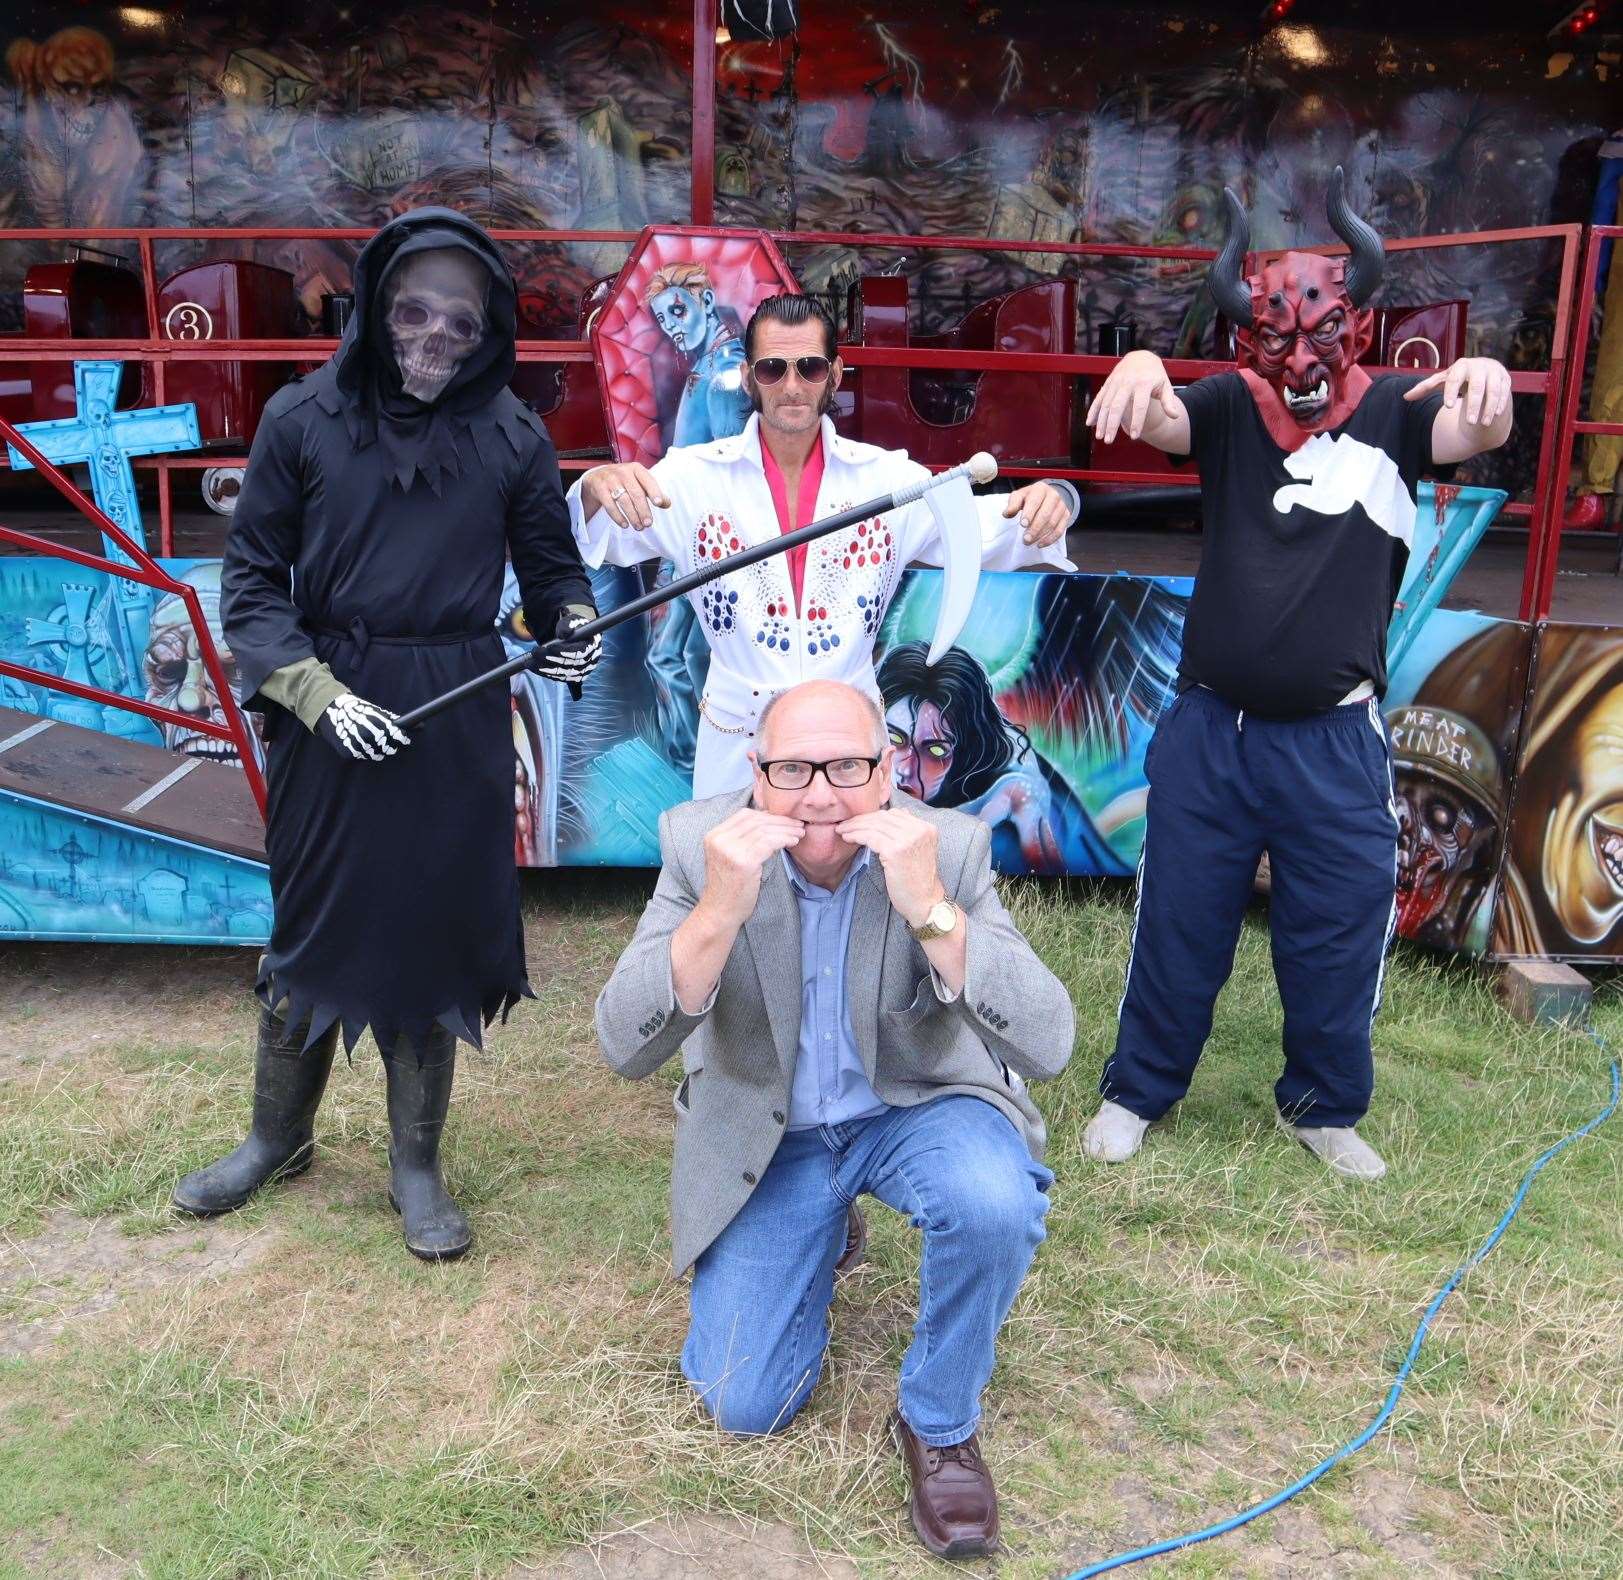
[[596, 679, 1074, 1559]]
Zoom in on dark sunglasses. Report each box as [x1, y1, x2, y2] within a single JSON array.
[[750, 355, 833, 386], [758, 755, 880, 790]]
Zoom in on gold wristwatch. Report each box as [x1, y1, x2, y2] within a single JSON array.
[[910, 898, 958, 942]]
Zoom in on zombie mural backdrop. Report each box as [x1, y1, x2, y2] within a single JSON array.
[[8, 545, 1623, 963]]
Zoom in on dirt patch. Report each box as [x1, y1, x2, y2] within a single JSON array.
[[1347, 1467, 1476, 1575], [5, 1517, 137, 1579], [513, 1514, 860, 1580], [0, 1208, 278, 1357], [1044, 1430, 1478, 1579], [0, 942, 256, 1080]]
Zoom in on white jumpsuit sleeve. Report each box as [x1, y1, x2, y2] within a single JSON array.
[[565, 457, 692, 570]]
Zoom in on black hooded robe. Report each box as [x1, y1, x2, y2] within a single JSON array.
[[221, 207, 593, 1054]]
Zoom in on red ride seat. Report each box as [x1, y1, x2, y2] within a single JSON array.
[[512, 277, 613, 460], [0, 259, 150, 425], [842, 274, 1075, 467], [157, 260, 299, 446], [1364, 300, 1469, 373]]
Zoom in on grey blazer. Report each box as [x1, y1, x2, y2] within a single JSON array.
[[595, 788, 1076, 1275]]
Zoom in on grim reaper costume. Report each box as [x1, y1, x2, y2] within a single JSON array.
[[173, 208, 599, 1259]]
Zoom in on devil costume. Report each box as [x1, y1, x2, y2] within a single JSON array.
[[173, 208, 596, 1257], [1102, 171, 1457, 1138]]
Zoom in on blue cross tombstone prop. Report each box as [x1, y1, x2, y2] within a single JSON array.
[[7, 360, 202, 737]]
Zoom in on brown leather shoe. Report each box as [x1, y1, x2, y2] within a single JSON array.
[[834, 1202, 867, 1276], [891, 1411, 1000, 1558]]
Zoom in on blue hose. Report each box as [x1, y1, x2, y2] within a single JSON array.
[[1061, 1031, 1621, 1580]]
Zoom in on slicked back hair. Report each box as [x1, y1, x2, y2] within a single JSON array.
[[744, 293, 837, 361]]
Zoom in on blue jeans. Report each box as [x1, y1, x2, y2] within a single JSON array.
[[681, 1095, 1053, 1446]]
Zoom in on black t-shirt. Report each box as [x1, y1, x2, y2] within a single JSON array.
[[1175, 371, 1448, 716]]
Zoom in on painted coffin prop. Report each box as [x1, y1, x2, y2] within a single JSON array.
[[590, 225, 800, 465]]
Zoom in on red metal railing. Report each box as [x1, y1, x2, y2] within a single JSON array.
[[1533, 222, 1623, 620], [0, 220, 1586, 612], [0, 412, 268, 818], [692, 0, 717, 227]]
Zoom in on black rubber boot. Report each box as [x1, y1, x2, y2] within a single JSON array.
[[173, 1004, 338, 1216], [380, 1027, 472, 1262]]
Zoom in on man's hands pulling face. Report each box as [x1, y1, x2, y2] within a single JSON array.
[[699, 808, 805, 927], [699, 804, 948, 936], [834, 808, 945, 927]]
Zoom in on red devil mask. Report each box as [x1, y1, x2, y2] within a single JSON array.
[[1207, 166, 1384, 452]]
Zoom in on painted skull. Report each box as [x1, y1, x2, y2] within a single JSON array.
[[142, 564, 261, 763], [1206, 166, 1383, 449], [383, 248, 489, 402]]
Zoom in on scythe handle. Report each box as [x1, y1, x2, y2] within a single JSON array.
[[396, 452, 996, 729]]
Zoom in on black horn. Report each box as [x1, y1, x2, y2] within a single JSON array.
[[1325, 164, 1384, 307], [1206, 187, 1254, 329]]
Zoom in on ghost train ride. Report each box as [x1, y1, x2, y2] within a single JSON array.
[[0, 205, 1607, 962]]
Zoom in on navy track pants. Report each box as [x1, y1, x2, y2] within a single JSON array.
[[1102, 686, 1400, 1130]]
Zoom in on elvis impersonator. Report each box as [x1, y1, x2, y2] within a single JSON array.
[[1081, 169, 1513, 1181], [565, 293, 1078, 797]]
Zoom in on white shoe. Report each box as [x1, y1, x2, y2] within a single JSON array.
[[1083, 1101, 1151, 1163], [1276, 1116, 1387, 1181]]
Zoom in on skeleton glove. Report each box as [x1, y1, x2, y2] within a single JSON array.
[[529, 604, 602, 700], [317, 693, 412, 763]]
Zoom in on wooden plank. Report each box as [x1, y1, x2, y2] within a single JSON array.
[[0, 705, 264, 862]]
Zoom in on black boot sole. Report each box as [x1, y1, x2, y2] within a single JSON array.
[[386, 1188, 472, 1262], [171, 1146, 315, 1218]]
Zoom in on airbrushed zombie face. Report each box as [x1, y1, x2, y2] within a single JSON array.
[[384, 249, 489, 402], [1394, 780, 1494, 938], [1239, 253, 1374, 436], [886, 696, 955, 805], [649, 284, 717, 356]]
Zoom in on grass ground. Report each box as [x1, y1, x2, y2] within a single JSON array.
[[1, 871, 1619, 1580]]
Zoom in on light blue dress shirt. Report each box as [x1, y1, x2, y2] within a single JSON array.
[[783, 849, 888, 1130]]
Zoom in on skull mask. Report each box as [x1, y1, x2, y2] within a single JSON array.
[[383, 248, 490, 403], [1206, 166, 1384, 452]]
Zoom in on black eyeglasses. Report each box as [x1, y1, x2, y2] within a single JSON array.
[[750, 355, 833, 386], [758, 755, 880, 790]]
